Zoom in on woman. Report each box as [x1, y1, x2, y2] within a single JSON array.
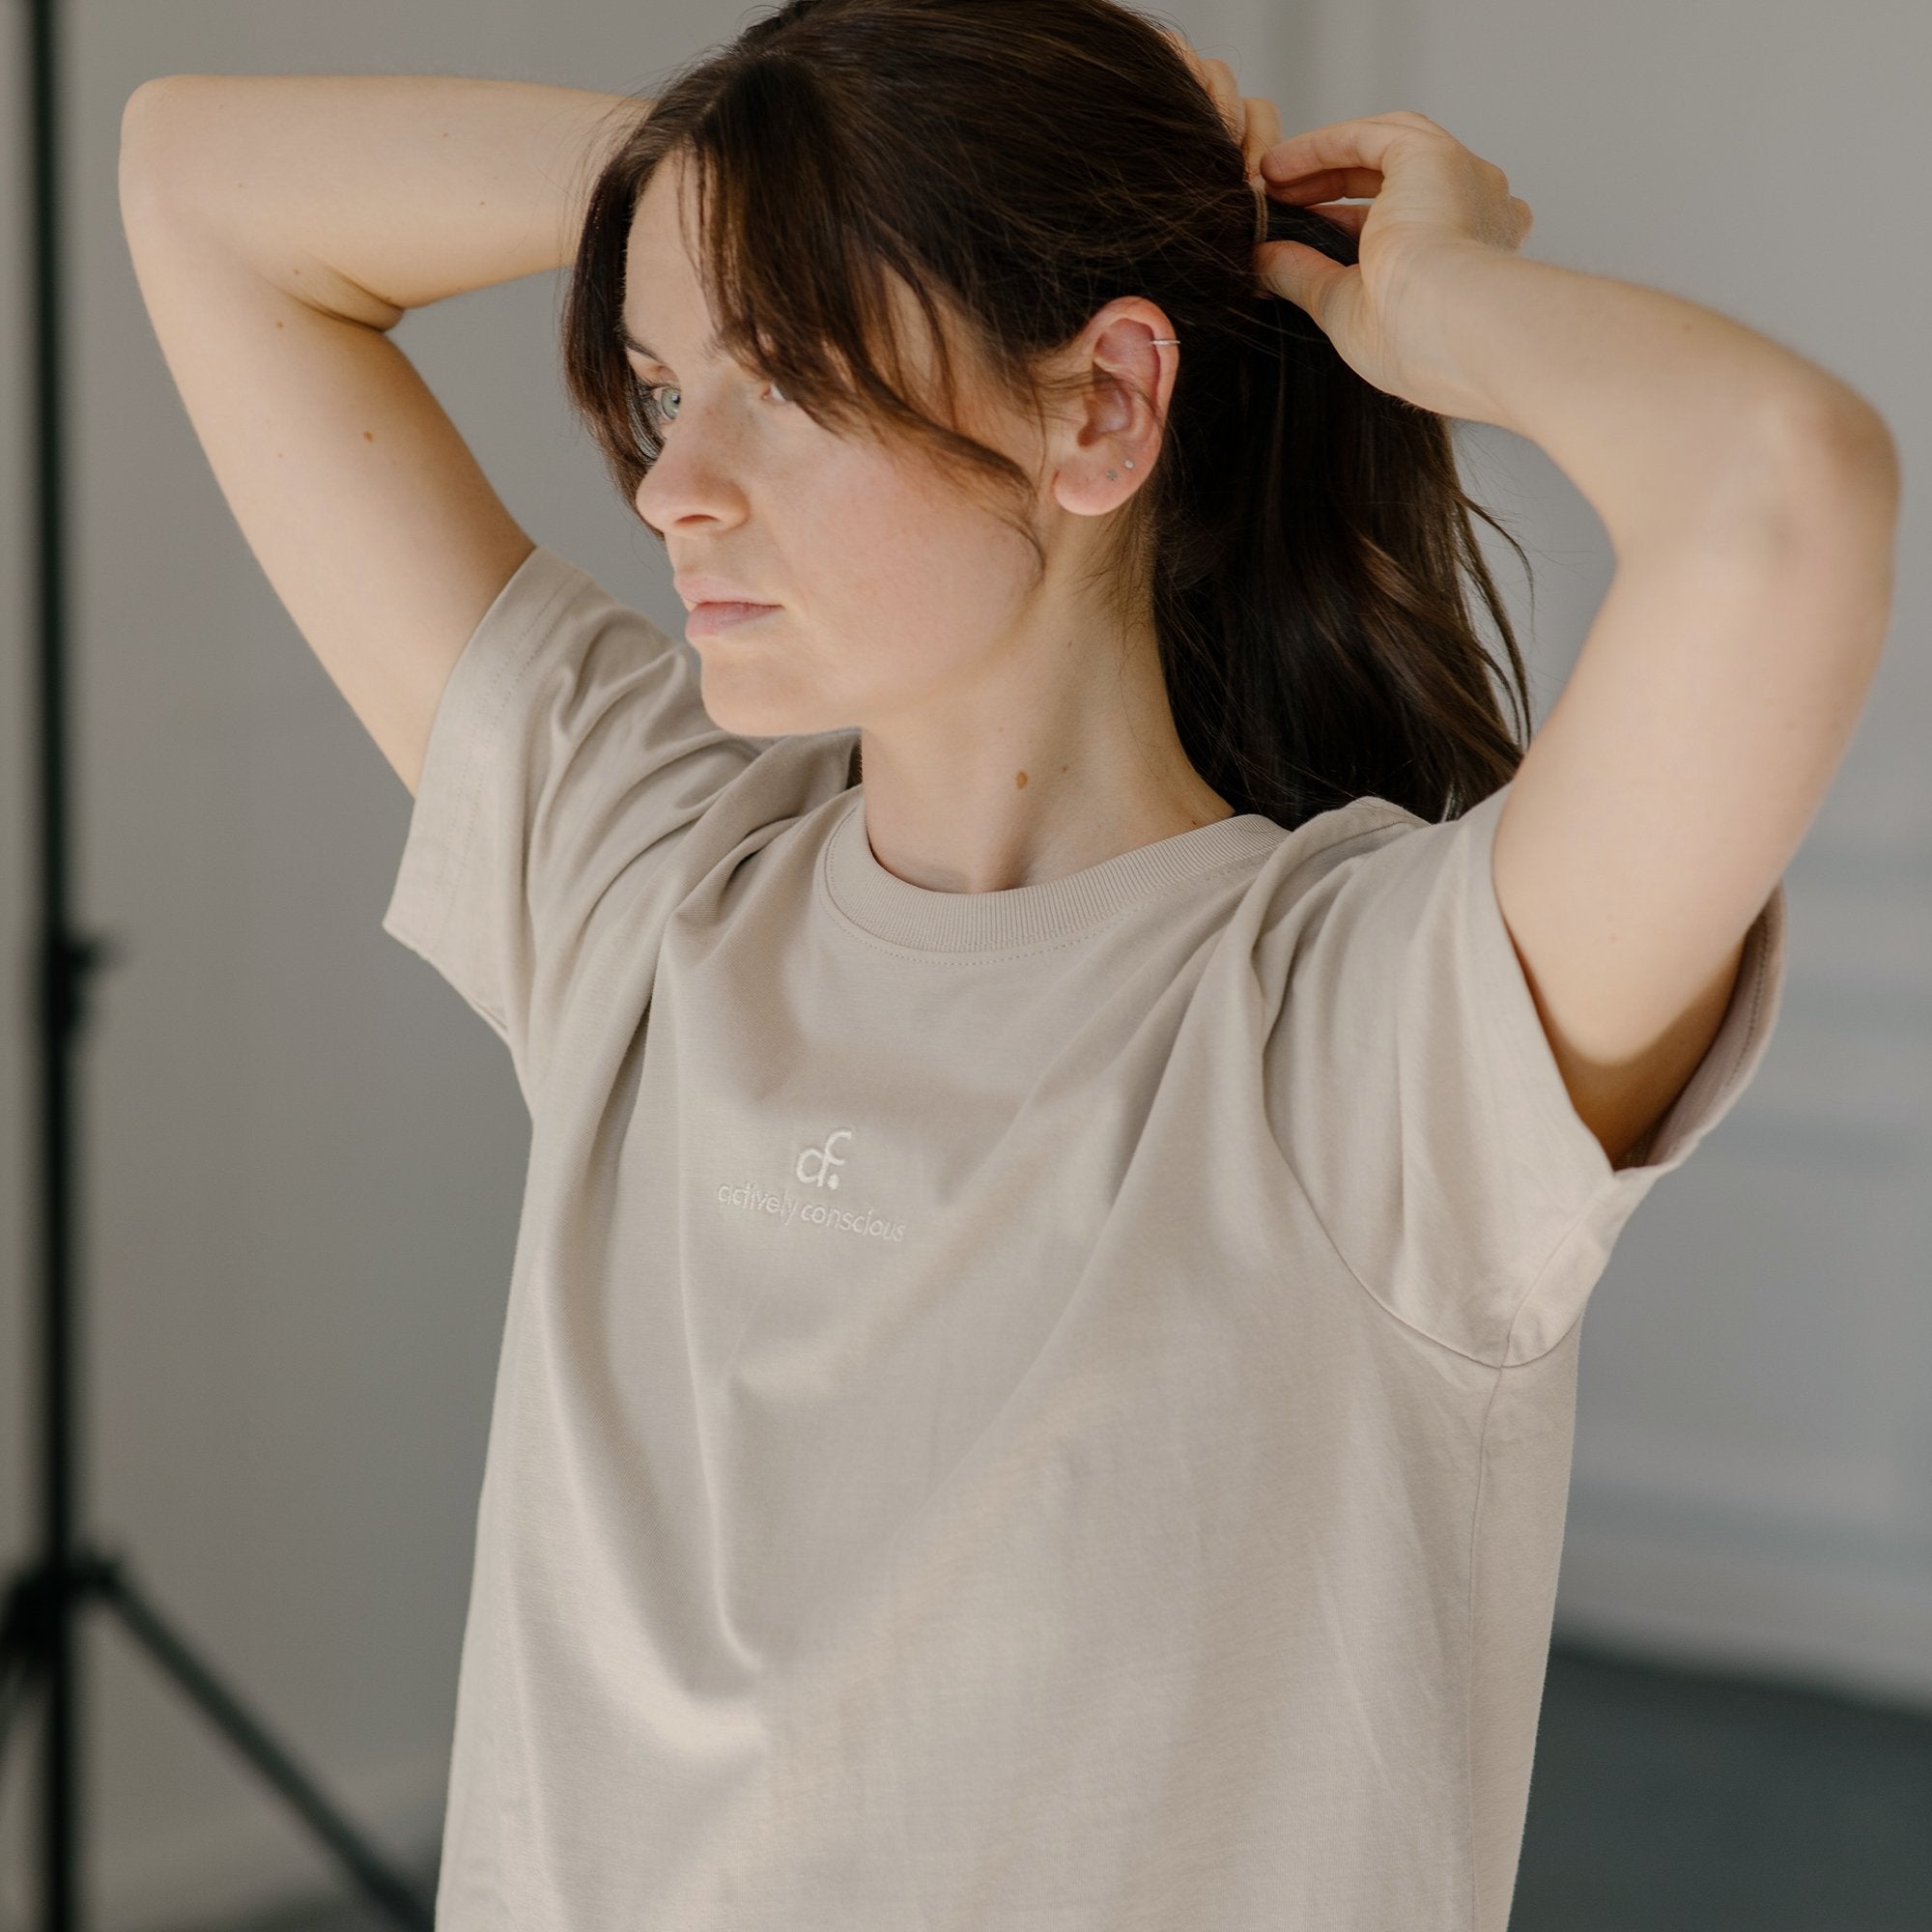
[[119, 2, 1894, 1924]]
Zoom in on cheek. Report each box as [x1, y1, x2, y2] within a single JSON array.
[[802, 450, 1035, 675]]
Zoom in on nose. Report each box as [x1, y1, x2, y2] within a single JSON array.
[[633, 431, 746, 541]]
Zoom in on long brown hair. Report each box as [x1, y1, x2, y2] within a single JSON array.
[[560, 0, 1535, 828]]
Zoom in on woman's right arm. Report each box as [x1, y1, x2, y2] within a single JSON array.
[[118, 74, 647, 796]]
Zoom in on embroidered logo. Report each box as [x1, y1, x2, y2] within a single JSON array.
[[795, 1128, 852, 1189], [715, 1126, 907, 1244]]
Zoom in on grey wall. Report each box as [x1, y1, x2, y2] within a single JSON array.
[[0, 0, 1923, 1923]]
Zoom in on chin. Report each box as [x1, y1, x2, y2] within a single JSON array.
[[696, 672, 843, 742]]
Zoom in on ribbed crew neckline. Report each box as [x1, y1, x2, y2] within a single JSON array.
[[819, 788, 1286, 954]]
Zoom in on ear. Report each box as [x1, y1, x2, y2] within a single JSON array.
[[1047, 298, 1179, 518]]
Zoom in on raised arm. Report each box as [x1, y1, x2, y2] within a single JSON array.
[[118, 72, 648, 794]]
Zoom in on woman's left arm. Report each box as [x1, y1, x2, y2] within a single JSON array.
[[1254, 108, 1901, 1168], [1374, 228, 1899, 560]]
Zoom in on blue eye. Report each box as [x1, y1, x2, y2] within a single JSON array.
[[638, 380, 679, 431], [632, 376, 790, 442]]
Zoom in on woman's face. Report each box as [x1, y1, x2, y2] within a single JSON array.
[[623, 156, 1065, 742]]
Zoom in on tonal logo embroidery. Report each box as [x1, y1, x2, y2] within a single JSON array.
[[714, 1126, 908, 1243], [795, 1128, 852, 1188]]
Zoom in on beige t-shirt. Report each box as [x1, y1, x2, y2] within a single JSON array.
[[383, 541, 1787, 1931]]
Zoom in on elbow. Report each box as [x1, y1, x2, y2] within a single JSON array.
[[1668, 380, 1903, 582], [119, 75, 213, 225], [120, 75, 185, 171], [1753, 379, 1903, 524], [119, 78, 179, 220], [1747, 381, 1901, 668]]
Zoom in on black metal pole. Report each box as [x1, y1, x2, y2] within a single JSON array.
[[25, 0, 83, 1911], [0, 5, 436, 1921]]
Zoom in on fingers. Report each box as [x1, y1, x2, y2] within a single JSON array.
[[1239, 96, 1283, 177], [1255, 112, 1441, 188], [1255, 111, 1529, 250], [1264, 167, 1385, 204], [1156, 31, 1486, 226]]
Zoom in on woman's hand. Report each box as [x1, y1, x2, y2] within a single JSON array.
[[1155, 30, 1534, 415], [1253, 111, 1535, 413]]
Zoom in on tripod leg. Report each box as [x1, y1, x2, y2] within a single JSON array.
[[0, 1584, 43, 1773], [87, 1557, 435, 1930]]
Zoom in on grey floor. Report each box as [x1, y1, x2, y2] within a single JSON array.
[[1511, 1639, 1932, 1931], [219, 1639, 1932, 1932]]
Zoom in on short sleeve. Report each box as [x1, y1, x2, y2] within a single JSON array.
[[380, 541, 766, 1104], [1260, 779, 1789, 1367]]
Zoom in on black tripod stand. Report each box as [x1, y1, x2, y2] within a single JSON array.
[[0, 5, 435, 1923]]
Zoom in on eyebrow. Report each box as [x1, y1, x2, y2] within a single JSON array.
[[618, 322, 728, 367]]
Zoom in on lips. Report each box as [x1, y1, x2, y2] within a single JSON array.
[[686, 600, 781, 638]]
